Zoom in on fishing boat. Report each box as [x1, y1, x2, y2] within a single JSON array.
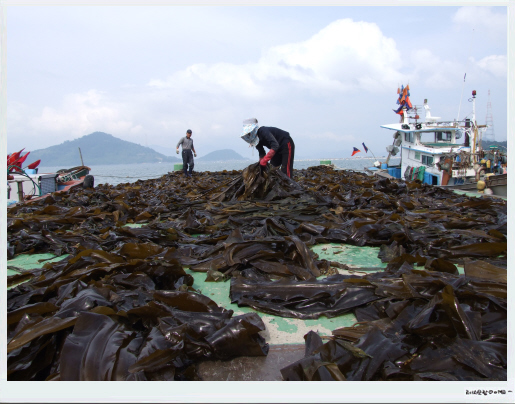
[[7, 152, 94, 205], [368, 86, 507, 197]]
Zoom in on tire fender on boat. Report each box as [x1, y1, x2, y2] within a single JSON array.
[[83, 175, 94, 189]]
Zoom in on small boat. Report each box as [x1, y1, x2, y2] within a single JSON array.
[[367, 85, 507, 197], [7, 154, 94, 205]]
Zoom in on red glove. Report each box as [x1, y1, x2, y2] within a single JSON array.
[[259, 149, 276, 166]]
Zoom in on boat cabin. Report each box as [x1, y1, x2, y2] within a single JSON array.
[[374, 89, 493, 189], [380, 111, 476, 186]]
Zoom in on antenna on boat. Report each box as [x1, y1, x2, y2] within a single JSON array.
[[456, 72, 466, 121], [457, 28, 475, 122], [78, 147, 84, 166]]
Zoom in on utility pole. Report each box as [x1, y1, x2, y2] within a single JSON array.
[[484, 90, 495, 142]]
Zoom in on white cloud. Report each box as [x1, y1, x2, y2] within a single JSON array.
[[475, 55, 507, 78], [296, 131, 355, 144], [452, 7, 506, 39], [409, 49, 463, 88], [264, 19, 403, 92], [148, 19, 404, 97], [30, 89, 142, 140], [149, 62, 265, 99]]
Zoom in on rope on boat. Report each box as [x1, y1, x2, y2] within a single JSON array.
[[7, 165, 41, 197]]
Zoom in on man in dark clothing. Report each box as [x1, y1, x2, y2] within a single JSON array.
[[176, 129, 197, 177], [240, 118, 295, 178]]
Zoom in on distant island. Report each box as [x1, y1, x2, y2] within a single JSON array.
[[24, 132, 252, 167], [26, 132, 181, 166], [148, 144, 178, 156], [148, 145, 250, 161], [481, 140, 508, 150], [196, 149, 250, 162]]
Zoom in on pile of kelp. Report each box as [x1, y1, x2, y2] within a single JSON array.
[[7, 164, 507, 380]]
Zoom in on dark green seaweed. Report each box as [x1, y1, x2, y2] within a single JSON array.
[[7, 164, 507, 380]]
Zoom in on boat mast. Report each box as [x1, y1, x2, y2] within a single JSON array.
[[471, 90, 478, 159]]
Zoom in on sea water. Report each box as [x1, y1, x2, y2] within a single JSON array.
[[39, 157, 401, 187]]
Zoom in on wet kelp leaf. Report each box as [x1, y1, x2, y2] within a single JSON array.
[[407, 336, 507, 381], [405, 284, 481, 340], [128, 325, 183, 374], [54, 287, 114, 318], [338, 327, 406, 381], [154, 291, 228, 313], [437, 242, 507, 258], [424, 258, 458, 275], [280, 333, 346, 381], [7, 164, 507, 380], [7, 271, 35, 288], [208, 163, 303, 202], [281, 356, 347, 381], [58, 308, 267, 380], [205, 313, 269, 360], [8, 302, 58, 326], [8, 316, 77, 353], [281, 260, 507, 380], [284, 323, 506, 381], [304, 330, 324, 356], [464, 260, 507, 283], [60, 312, 135, 380], [282, 327, 404, 381], [230, 275, 380, 319], [7, 333, 61, 381]]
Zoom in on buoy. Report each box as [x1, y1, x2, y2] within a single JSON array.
[[476, 180, 486, 191], [484, 188, 493, 195]]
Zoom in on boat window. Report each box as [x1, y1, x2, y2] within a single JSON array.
[[419, 131, 452, 145], [404, 132, 414, 143], [421, 155, 434, 166], [419, 132, 434, 143], [414, 152, 421, 160], [436, 131, 452, 142]]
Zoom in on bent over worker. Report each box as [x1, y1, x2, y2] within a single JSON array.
[[240, 118, 295, 178], [176, 129, 197, 177]]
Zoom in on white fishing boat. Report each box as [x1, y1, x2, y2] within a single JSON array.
[[368, 86, 507, 196]]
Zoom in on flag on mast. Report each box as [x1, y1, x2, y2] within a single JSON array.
[[351, 147, 361, 156], [362, 143, 369, 153]]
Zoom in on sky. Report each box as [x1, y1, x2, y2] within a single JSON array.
[[5, 3, 509, 160]]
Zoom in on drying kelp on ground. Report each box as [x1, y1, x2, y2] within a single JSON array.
[[7, 164, 507, 380]]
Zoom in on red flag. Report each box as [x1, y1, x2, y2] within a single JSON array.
[[351, 147, 361, 156], [7, 149, 24, 166], [27, 159, 41, 169], [14, 152, 30, 167]]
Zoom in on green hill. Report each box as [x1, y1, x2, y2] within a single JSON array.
[[26, 132, 181, 166], [481, 140, 507, 150], [196, 149, 249, 161]]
